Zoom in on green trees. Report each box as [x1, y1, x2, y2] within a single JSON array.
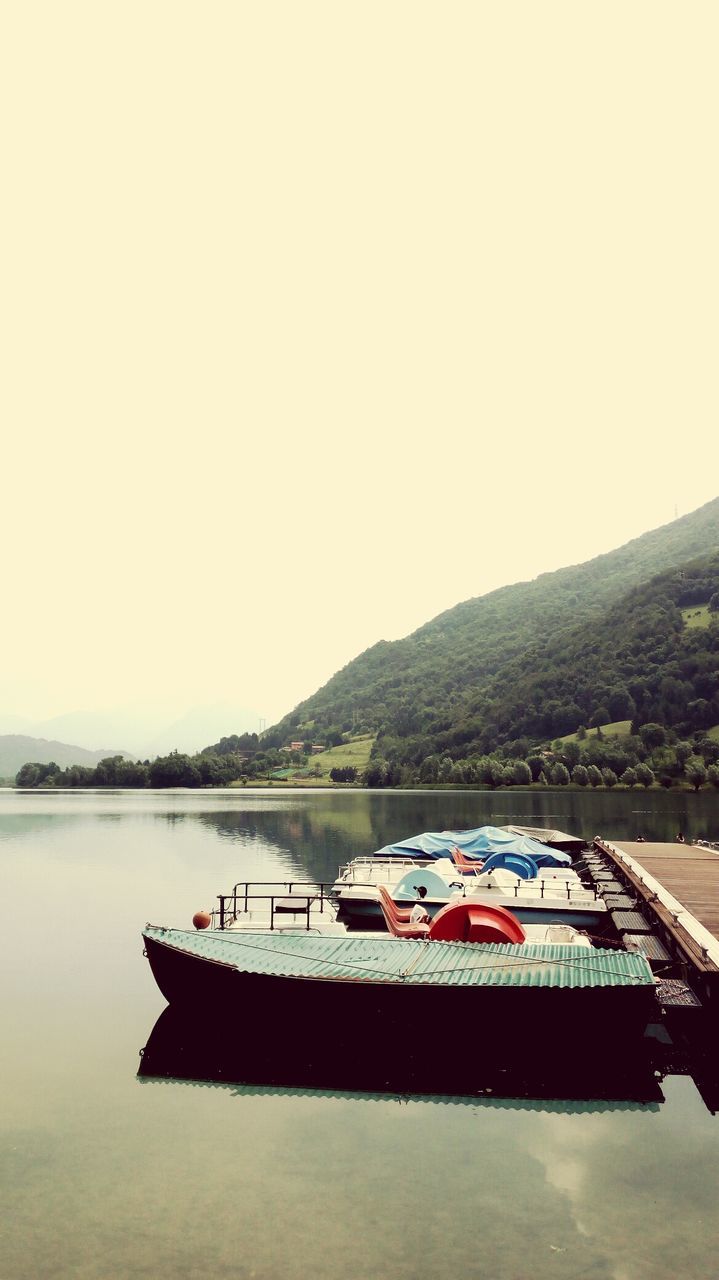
[[512, 760, 532, 785], [634, 762, 655, 788], [438, 757, 454, 783], [15, 756, 151, 788], [550, 762, 570, 786], [149, 753, 202, 787], [363, 761, 388, 787], [15, 762, 58, 787], [608, 688, 636, 721], [489, 761, 506, 788], [639, 723, 666, 749], [571, 764, 589, 786], [561, 741, 581, 769], [329, 766, 357, 783], [419, 756, 439, 782], [526, 755, 546, 781], [684, 757, 708, 791]]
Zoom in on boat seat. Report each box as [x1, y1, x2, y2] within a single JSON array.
[[377, 885, 430, 938], [479, 851, 538, 880], [450, 845, 484, 874]]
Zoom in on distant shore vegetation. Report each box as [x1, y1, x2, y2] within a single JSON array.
[[12, 722, 719, 791]]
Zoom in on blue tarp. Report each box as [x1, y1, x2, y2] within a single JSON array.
[[372, 825, 571, 867]]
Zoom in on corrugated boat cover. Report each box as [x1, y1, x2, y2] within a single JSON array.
[[144, 927, 654, 989]]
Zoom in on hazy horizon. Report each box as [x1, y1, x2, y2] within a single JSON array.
[[2, 4, 718, 751], [3, 497, 718, 755]]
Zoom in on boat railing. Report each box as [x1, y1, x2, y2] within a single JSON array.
[[336, 857, 434, 881], [334, 872, 600, 901], [462, 880, 599, 902], [217, 879, 336, 931]]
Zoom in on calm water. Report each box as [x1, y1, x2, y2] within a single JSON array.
[[2, 787, 718, 1280]]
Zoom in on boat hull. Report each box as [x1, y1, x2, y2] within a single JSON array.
[[143, 932, 655, 1047]]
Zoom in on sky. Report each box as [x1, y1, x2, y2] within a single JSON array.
[[1, 3, 718, 750]]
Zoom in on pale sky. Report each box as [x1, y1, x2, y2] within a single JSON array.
[[1, 3, 718, 746]]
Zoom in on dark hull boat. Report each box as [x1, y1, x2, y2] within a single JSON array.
[[143, 925, 658, 1047]]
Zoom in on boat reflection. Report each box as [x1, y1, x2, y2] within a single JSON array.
[[138, 1005, 678, 1110]]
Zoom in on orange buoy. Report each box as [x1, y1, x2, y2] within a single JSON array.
[[192, 909, 212, 930]]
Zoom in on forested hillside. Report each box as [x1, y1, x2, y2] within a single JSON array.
[[265, 499, 719, 769], [16, 503, 719, 791]]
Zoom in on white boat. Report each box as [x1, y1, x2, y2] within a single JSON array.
[[332, 857, 608, 930]]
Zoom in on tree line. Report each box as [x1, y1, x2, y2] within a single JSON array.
[[361, 721, 719, 789], [13, 723, 719, 791]]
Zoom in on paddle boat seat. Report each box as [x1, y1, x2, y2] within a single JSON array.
[[450, 845, 484, 874], [479, 851, 539, 879], [378, 885, 527, 945], [377, 885, 430, 938], [429, 899, 526, 943]]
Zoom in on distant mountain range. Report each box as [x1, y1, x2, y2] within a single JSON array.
[[264, 497, 719, 764], [0, 736, 132, 779], [0, 701, 262, 763]]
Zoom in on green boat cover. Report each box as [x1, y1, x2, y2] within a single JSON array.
[[144, 926, 655, 989]]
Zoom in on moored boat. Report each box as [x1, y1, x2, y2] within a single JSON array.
[[368, 825, 573, 868], [142, 924, 657, 1045], [333, 860, 607, 930], [330, 824, 607, 931]]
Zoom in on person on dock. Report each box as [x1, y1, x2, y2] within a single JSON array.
[[410, 885, 430, 925]]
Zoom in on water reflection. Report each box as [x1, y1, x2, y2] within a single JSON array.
[[3, 788, 719, 1280], [184, 789, 719, 887], [138, 1005, 678, 1110]]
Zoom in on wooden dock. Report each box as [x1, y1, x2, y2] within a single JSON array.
[[594, 839, 719, 1007]]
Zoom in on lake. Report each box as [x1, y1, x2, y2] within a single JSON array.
[[2, 787, 718, 1280]]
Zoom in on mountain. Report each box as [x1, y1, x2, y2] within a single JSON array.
[[0, 736, 133, 779], [143, 704, 262, 757], [265, 498, 719, 761], [0, 702, 263, 760], [453, 551, 719, 747]]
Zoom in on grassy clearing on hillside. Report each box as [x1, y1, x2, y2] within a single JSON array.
[[559, 720, 632, 744], [682, 605, 712, 628], [707, 724, 719, 742], [305, 734, 375, 778]]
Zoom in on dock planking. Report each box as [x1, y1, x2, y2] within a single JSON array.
[[595, 840, 719, 1003], [606, 842, 719, 942]]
